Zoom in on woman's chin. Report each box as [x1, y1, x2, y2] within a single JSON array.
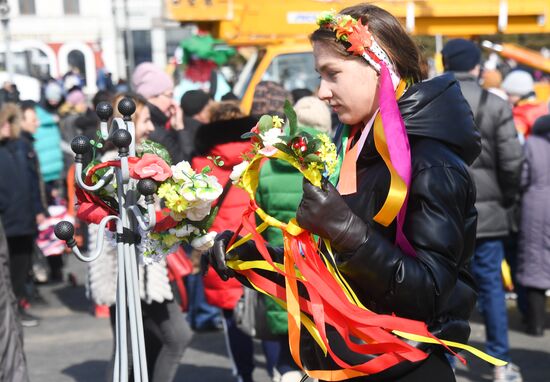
[[337, 114, 360, 126]]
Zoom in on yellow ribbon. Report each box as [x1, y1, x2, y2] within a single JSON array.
[[372, 80, 409, 226]]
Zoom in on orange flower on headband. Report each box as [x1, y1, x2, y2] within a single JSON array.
[[334, 15, 355, 41], [346, 19, 372, 56]]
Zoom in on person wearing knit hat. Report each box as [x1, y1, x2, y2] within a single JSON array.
[[131, 62, 174, 99], [294, 96, 331, 134], [131, 62, 185, 163], [44, 81, 64, 107], [179, 89, 214, 161], [515, 112, 550, 338], [442, 38, 525, 382], [501, 70, 535, 100], [502, 70, 548, 137], [250, 81, 291, 118], [180, 89, 212, 121], [441, 39, 481, 72]]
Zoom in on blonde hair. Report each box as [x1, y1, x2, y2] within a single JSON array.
[[0, 103, 22, 139]]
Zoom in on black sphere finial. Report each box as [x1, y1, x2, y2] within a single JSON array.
[[137, 178, 158, 196], [54, 221, 75, 241], [96, 102, 113, 122], [71, 135, 91, 155], [111, 128, 132, 149], [117, 97, 136, 119]]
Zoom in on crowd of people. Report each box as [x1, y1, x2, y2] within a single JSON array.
[[0, 3, 549, 382]]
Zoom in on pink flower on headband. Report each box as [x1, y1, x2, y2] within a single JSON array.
[[346, 19, 373, 56]]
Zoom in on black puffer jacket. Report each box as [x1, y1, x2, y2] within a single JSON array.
[[298, 73, 481, 379]]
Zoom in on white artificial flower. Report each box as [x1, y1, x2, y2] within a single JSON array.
[[169, 224, 199, 238], [179, 185, 197, 202], [195, 176, 223, 202], [230, 160, 250, 184], [191, 231, 217, 251], [260, 128, 283, 147], [186, 204, 212, 221], [171, 161, 195, 181]]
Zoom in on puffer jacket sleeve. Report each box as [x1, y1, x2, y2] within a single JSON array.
[[338, 165, 475, 321], [492, 102, 523, 206]]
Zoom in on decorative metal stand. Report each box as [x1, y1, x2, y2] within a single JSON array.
[[55, 98, 156, 382]]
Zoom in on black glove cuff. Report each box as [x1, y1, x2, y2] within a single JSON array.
[[332, 215, 369, 254]]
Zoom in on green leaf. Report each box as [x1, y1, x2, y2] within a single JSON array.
[[201, 165, 211, 174], [258, 115, 273, 134], [273, 142, 295, 157], [307, 138, 321, 153], [241, 132, 262, 140], [217, 160, 225, 166], [304, 153, 322, 163], [141, 140, 172, 165], [284, 99, 298, 137], [301, 131, 315, 141]]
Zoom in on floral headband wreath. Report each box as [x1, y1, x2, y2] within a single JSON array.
[[317, 10, 400, 86]]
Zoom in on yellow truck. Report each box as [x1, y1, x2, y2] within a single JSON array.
[[166, 0, 550, 112]]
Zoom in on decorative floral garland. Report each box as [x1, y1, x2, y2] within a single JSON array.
[[230, 100, 337, 191], [77, 141, 221, 263]]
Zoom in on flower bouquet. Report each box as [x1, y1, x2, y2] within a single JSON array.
[[77, 140, 222, 263], [230, 100, 337, 190]]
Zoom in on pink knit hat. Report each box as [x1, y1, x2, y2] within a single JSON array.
[[131, 62, 174, 99]]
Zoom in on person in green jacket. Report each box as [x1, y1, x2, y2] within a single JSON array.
[[255, 96, 332, 382]]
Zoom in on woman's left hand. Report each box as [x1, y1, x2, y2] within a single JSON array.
[[296, 178, 368, 254]]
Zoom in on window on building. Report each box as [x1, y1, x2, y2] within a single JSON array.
[[18, 0, 36, 15], [63, 0, 80, 15]]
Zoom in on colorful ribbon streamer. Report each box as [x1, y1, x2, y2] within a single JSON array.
[[226, 152, 506, 380]]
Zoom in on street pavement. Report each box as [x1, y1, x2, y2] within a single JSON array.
[[23, 255, 550, 382]]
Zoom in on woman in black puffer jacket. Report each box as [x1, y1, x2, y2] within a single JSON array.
[[204, 4, 481, 381]]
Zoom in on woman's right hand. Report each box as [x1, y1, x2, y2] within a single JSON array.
[[201, 230, 236, 281], [201, 230, 283, 281]]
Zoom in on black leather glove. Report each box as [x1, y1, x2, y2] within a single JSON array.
[[201, 230, 261, 281], [296, 178, 368, 254]]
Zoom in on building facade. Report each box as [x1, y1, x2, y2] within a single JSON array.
[[1, 0, 187, 94]]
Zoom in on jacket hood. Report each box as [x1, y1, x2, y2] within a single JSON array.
[[532, 114, 550, 140], [195, 115, 258, 156], [398, 73, 481, 165], [195, 115, 259, 169]]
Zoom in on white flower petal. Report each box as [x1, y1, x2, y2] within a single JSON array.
[[230, 161, 250, 184], [191, 232, 217, 251]]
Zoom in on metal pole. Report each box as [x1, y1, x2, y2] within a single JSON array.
[[54, 98, 154, 382]]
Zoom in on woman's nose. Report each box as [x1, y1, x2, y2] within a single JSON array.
[[317, 80, 332, 101]]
